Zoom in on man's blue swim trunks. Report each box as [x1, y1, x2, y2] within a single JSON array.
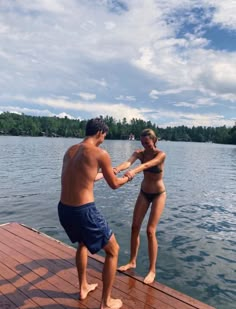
[[58, 201, 113, 254]]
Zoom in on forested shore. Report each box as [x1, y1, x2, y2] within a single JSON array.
[[0, 112, 235, 144]]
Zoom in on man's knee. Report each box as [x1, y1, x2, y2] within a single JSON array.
[[112, 242, 120, 256], [104, 235, 120, 257]]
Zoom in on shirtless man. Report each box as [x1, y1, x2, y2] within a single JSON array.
[[58, 118, 132, 309]]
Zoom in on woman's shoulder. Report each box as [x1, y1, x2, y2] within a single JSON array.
[[133, 148, 144, 155], [132, 148, 144, 160], [156, 149, 166, 160]]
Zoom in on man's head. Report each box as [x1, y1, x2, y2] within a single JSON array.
[[85, 118, 109, 136]]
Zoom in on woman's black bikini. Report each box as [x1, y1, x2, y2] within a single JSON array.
[[140, 189, 166, 203], [141, 159, 165, 203], [144, 165, 162, 173]]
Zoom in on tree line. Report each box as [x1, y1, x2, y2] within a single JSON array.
[[0, 112, 235, 145]]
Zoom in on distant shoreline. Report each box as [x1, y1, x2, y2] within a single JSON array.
[[0, 112, 235, 145]]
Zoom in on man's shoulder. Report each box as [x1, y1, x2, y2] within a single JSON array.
[[65, 143, 80, 154], [98, 147, 109, 157]]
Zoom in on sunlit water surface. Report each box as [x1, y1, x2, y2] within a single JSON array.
[[0, 136, 235, 309]]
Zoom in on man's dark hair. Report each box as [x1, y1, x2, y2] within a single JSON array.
[[85, 118, 109, 136]]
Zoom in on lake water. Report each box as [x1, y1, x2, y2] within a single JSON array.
[[0, 136, 235, 309]]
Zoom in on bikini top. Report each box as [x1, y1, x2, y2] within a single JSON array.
[[145, 165, 162, 174]]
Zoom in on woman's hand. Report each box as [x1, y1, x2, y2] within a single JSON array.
[[95, 172, 104, 181]]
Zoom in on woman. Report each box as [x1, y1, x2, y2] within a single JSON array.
[[114, 128, 166, 284]]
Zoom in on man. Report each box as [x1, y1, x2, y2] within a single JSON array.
[[58, 118, 132, 309]]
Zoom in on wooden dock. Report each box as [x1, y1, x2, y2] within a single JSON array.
[[0, 222, 215, 309]]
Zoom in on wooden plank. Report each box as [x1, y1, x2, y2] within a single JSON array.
[[2, 222, 215, 309], [0, 226, 161, 309], [0, 291, 17, 309], [1, 224, 170, 309], [2, 223, 179, 309], [0, 248, 84, 309], [0, 223, 216, 309], [0, 273, 39, 309], [0, 230, 99, 308], [5, 223, 214, 309], [0, 228, 162, 309]]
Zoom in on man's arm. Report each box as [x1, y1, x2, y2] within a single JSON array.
[[99, 150, 131, 189]]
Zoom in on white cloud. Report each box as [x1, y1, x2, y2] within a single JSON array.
[[115, 95, 136, 101], [104, 21, 116, 30], [56, 112, 75, 119], [174, 102, 196, 108], [77, 92, 96, 101], [0, 96, 145, 122], [150, 108, 235, 127], [11, 0, 67, 14], [149, 87, 192, 99], [195, 98, 217, 107], [90, 78, 108, 88], [0, 105, 55, 117], [174, 98, 217, 109], [208, 0, 236, 29], [0, 0, 235, 127], [32, 97, 144, 121], [149, 90, 159, 100]]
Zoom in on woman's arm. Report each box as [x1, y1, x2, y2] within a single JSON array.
[[113, 150, 140, 174], [125, 151, 166, 177]]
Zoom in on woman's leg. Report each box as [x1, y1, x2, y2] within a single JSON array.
[[118, 192, 149, 271], [144, 192, 166, 284]]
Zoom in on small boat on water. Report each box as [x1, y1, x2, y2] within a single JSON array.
[[129, 133, 135, 140]]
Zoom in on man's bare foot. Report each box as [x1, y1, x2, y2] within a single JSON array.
[[118, 262, 136, 272], [100, 298, 123, 309], [80, 283, 98, 300], [144, 271, 156, 284]]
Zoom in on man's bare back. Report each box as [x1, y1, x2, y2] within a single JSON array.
[[61, 141, 103, 206], [60, 136, 128, 207]]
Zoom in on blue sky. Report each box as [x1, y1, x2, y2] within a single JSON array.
[[0, 0, 236, 127]]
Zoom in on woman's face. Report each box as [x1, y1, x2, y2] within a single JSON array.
[[141, 136, 155, 149]]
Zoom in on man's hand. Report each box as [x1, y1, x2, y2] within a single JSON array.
[[124, 170, 135, 181], [113, 167, 119, 175]]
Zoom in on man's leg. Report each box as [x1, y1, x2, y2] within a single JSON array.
[[100, 234, 122, 309], [76, 243, 98, 300]]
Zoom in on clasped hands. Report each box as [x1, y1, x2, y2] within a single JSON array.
[[113, 167, 135, 182]]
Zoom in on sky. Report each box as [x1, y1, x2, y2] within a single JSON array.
[[0, 0, 236, 128]]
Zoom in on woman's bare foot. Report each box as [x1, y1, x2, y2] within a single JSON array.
[[80, 283, 98, 300], [100, 298, 123, 309], [118, 262, 136, 271], [144, 271, 156, 284]]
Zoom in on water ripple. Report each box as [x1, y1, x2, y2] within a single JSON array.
[[0, 137, 235, 309]]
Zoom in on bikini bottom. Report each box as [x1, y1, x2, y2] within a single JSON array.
[[140, 188, 166, 204]]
